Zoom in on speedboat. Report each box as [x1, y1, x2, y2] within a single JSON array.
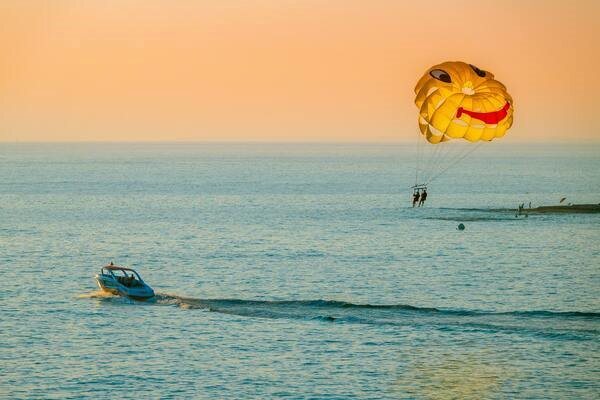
[[95, 264, 155, 300]]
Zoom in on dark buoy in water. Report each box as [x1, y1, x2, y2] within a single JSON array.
[[457, 223, 465, 231]]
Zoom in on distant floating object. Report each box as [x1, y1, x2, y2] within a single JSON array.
[[457, 223, 465, 231], [559, 197, 567, 203]]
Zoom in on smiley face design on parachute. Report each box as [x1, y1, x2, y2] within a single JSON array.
[[414, 61, 514, 144]]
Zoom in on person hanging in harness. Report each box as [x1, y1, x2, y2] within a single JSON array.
[[412, 190, 420, 207], [418, 189, 428, 207]]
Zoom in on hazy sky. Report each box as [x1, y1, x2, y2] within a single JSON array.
[[1, 1, 599, 142]]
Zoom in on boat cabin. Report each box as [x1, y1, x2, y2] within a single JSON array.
[[100, 265, 144, 288]]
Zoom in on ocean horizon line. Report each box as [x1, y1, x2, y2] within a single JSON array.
[[2, 139, 598, 145]]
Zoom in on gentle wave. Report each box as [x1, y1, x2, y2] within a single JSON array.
[[495, 310, 600, 318], [172, 298, 439, 312], [437, 207, 515, 212], [422, 216, 519, 222], [80, 292, 599, 340], [81, 292, 600, 320], [158, 296, 600, 318]]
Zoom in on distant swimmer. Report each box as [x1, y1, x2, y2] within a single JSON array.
[[418, 189, 428, 207], [516, 202, 530, 218], [412, 190, 420, 207]]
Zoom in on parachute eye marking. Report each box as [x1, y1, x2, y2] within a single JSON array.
[[429, 69, 452, 83], [469, 64, 486, 77]]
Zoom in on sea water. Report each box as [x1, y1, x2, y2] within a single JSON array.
[[1, 142, 599, 399]]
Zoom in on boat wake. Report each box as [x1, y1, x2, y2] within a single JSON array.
[[76, 290, 117, 299], [81, 292, 600, 341]]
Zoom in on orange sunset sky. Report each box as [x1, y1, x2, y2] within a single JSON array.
[[1, 0, 599, 142]]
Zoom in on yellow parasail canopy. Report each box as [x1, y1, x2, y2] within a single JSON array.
[[415, 61, 514, 144]]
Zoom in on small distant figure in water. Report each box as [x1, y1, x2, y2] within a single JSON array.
[[109, 261, 114, 266], [412, 190, 420, 207], [457, 223, 465, 231], [418, 189, 428, 207], [516, 202, 529, 218]]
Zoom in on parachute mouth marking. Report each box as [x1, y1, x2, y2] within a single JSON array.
[[456, 101, 510, 124]]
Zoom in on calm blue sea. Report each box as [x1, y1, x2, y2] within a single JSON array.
[[1, 142, 599, 399]]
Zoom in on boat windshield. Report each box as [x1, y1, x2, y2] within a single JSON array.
[[102, 267, 143, 287]]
